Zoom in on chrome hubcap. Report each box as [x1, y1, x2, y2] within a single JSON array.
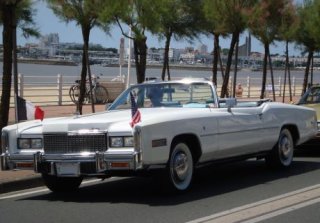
[[173, 152, 189, 181], [169, 143, 193, 190], [280, 136, 291, 160]]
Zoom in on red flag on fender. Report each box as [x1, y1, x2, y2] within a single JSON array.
[[17, 96, 44, 121]]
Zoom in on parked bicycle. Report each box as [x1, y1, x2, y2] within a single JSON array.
[[69, 77, 109, 104]]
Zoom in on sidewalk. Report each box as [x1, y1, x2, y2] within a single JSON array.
[[0, 104, 105, 194]]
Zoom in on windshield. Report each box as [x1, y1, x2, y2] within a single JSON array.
[[108, 82, 216, 110]]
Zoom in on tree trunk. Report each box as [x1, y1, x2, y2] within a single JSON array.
[[167, 59, 171, 81], [0, 3, 14, 134], [161, 54, 166, 81], [84, 42, 95, 113], [283, 46, 287, 103], [267, 46, 276, 101], [77, 26, 90, 115], [260, 43, 268, 99], [220, 32, 238, 98], [218, 48, 225, 80], [232, 38, 239, 97], [212, 33, 219, 86], [133, 36, 147, 83], [302, 50, 313, 95], [310, 55, 314, 86], [162, 32, 172, 81], [286, 41, 293, 102]]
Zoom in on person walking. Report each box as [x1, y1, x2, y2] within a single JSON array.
[[235, 83, 243, 98]]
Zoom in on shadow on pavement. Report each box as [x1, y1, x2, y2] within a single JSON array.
[[21, 158, 320, 206], [295, 140, 320, 157]]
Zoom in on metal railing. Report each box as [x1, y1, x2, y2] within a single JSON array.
[[226, 76, 303, 100], [0, 74, 304, 106]]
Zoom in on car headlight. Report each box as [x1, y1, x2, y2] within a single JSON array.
[[109, 136, 134, 147], [18, 138, 42, 150]]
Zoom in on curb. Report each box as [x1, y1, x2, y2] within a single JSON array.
[[0, 175, 44, 194]]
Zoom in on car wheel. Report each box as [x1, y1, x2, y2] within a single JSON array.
[[167, 142, 194, 192], [265, 128, 294, 168], [42, 174, 83, 193]]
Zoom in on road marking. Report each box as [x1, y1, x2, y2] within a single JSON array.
[[0, 179, 101, 200], [187, 183, 320, 223], [242, 197, 320, 223], [0, 188, 49, 200]]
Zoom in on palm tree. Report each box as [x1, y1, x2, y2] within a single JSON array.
[[100, 0, 156, 84], [150, 0, 203, 81], [47, 0, 110, 114], [0, 0, 39, 136], [207, 0, 256, 98], [277, 1, 299, 102], [248, 0, 289, 100], [203, 0, 229, 86], [295, 0, 320, 94]]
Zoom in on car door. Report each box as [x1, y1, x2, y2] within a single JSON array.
[[215, 107, 264, 159]]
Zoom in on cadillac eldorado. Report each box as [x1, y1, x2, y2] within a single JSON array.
[[1, 78, 317, 192]]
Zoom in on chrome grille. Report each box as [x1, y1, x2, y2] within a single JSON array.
[[44, 133, 107, 154]]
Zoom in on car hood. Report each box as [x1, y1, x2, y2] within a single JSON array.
[[16, 107, 206, 135]]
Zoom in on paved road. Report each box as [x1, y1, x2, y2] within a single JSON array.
[[1, 146, 320, 223]]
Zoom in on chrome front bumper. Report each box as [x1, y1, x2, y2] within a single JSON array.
[[33, 151, 143, 177], [1, 153, 35, 170]]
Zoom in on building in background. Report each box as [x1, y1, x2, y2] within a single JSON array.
[[238, 34, 251, 58], [39, 33, 59, 57], [197, 44, 208, 55]]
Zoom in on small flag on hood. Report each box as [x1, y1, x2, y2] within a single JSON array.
[[129, 92, 141, 127], [17, 96, 44, 121]]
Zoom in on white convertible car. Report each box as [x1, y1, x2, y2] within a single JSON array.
[[1, 79, 317, 192]]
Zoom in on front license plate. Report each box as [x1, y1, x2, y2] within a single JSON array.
[[56, 162, 80, 176]]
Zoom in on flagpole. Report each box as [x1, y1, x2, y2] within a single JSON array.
[[126, 26, 132, 89]]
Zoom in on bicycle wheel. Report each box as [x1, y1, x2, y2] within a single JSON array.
[[94, 85, 109, 104], [69, 85, 80, 104]]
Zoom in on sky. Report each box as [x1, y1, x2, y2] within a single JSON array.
[[1, 1, 301, 56]]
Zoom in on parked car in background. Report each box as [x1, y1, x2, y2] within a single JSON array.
[[1, 78, 318, 193], [297, 85, 320, 138]]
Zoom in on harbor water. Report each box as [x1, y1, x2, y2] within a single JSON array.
[[0, 62, 315, 105], [0, 62, 319, 87]]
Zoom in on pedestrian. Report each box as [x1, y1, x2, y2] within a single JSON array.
[[235, 83, 243, 98]]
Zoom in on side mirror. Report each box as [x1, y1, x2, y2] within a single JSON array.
[[225, 98, 237, 112]]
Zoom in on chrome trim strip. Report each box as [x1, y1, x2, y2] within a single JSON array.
[[216, 126, 278, 135]]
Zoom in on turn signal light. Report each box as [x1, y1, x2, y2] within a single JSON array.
[[110, 162, 129, 168], [16, 162, 34, 168]]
